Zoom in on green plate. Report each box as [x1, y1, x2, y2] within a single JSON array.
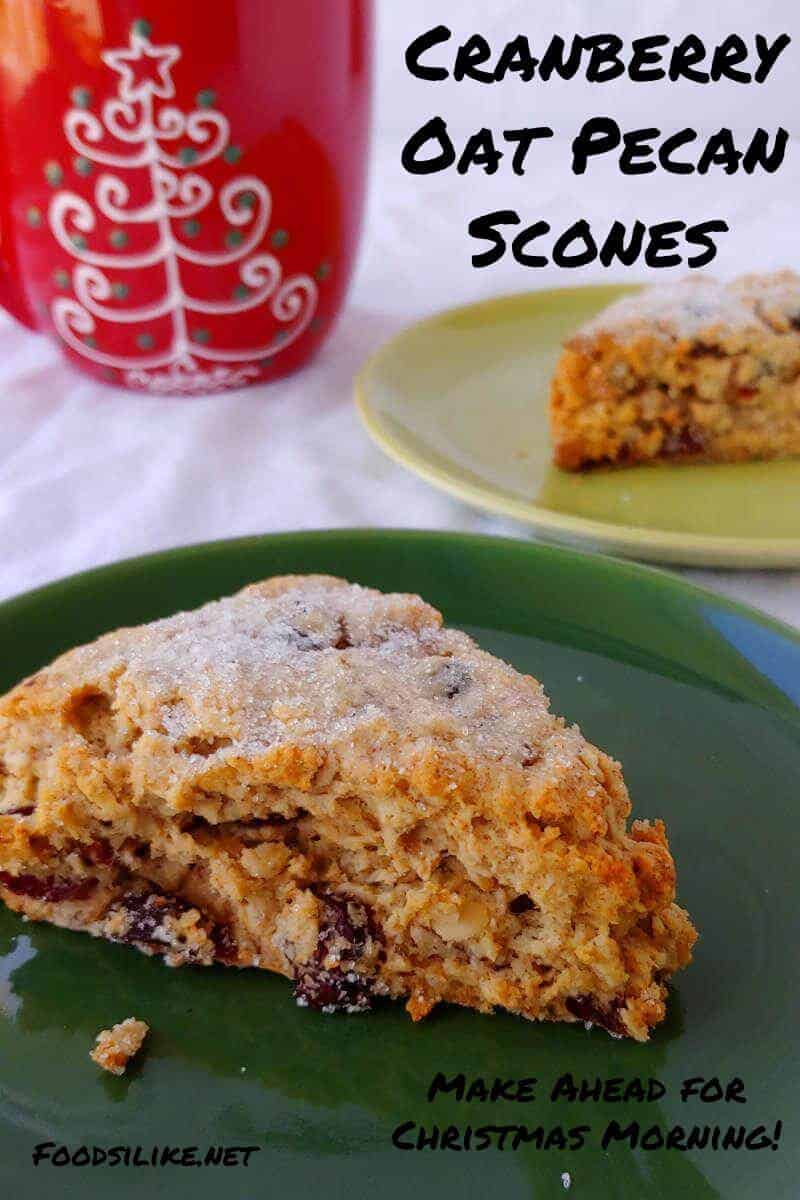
[[1, 530, 798, 1200], [356, 287, 800, 568]]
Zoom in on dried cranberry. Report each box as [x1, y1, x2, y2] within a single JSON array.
[[567, 994, 626, 1037], [509, 894, 536, 915], [110, 889, 230, 965], [6, 806, 34, 817], [663, 427, 705, 457], [84, 839, 114, 866], [316, 893, 375, 960], [0, 871, 96, 903], [180, 735, 232, 757], [211, 923, 238, 964], [688, 343, 726, 359], [115, 891, 194, 945], [293, 892, 384, 1015], [332, 616, 352, 650], [294, 965, 375, 1014]]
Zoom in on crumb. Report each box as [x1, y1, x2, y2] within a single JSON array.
[[90, 1017, 149, 1076]]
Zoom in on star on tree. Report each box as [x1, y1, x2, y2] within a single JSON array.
[[102, 28, 180, 104]]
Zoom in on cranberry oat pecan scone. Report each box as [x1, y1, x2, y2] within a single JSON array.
[[0, 576, 696, 1041], [551, 270, 800, 469]]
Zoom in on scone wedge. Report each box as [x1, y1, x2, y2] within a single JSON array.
[[0, 575, 696, 1040], [551, 270, 800, 470]]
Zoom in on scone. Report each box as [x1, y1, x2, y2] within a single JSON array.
[[551, 270, 800, 469], [0, 575, 696, 1040]]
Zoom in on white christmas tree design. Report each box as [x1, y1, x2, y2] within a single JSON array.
[[48, 19, 319, 393]]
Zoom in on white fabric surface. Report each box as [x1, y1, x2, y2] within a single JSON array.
[[2, 1, 800, 629]]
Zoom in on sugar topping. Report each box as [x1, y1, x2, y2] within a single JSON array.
[[43, 575, 581, 778], [579, 270, 800, 341]]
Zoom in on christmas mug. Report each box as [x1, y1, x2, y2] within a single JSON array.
[[0, 1, 372, 393]]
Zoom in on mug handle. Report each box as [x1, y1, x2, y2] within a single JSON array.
[[0, 207, 37, 330]]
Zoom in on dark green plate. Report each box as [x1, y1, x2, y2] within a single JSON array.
[[356, 287, 800, 567], [1, 530, 798, 1200]]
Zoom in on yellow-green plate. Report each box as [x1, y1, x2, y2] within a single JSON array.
[[356, 286, 800, 568]]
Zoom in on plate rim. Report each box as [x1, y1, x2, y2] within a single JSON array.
[[354, 286, 800, 569], [2, 527, 799, 656]]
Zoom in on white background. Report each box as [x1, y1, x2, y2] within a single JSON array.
[[1, 1, 799, 627]]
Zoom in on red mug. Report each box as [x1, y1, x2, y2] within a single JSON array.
[[0, 0, 372, 393]]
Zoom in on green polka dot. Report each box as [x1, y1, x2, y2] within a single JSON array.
[[259, 357, 275, 369], [53, 269, 70, 290], [225, 228, 244, 248], [196, 89, 217, 109], [71, 234, 87, 250], [102, 367, 115, 380], [237, 191, 257, 211], [136, 332, 154, 350], [44, 160, 63, 186], [232, 283, 250, 300], [191, 328, 211, 345], [223, 145, 243, 164], [110, 228, 128, 248], [314, 261, 332, 282], [273, 329, 289, 345], [111, 281, 129, 300], [271, 228, 289, 249], [310, 318, 324, 333], [74, 156, 92, 177], [71, 86, 92, 109], [182, 219, 201, 238], [179, 146, 198, 165], [26, 206, 42, 228], [131, 18, 152, 38], [84, 335, 97, 348]]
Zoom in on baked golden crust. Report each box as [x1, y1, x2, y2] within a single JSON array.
[[551, 271, 800, 470], [0, 575, 696, 1040]]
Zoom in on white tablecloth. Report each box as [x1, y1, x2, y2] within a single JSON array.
[[2, 110, 799, 627]]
